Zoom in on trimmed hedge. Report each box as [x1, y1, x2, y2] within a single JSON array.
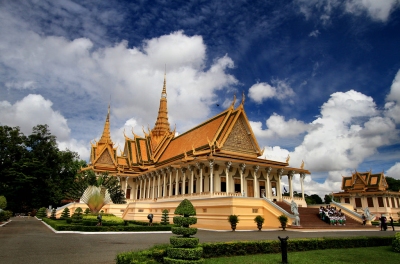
[[166, 247, 203, 260], [170, 237, 199, 248], [42, 218, 172, 232], [116, 236, 395, 264], [393, 232, 400, 253], [171, 227, 198, 237]]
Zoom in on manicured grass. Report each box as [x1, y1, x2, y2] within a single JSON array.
[[204, 246, 397, 264]]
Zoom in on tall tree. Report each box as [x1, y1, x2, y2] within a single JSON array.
[[385, 177, 400, 192], [0, 124, 83, 213]]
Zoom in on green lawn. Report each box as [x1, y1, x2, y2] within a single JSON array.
[[204, 246, 397, 264]]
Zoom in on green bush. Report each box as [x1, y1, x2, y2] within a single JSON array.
[[161, 209, 170, 225], [84, 208, 91, 215], [60, 208, 70, 220], [36, 207, 47, 219], [170, 237, 199, 248], [172, 227, 198, 237], [0, 210, 12, 222], [393, 233, 400, 253], [166, 247, 203, 260], [174, 216, 197, 226], [0, 195, 7, 209], [116, 236, 395, 263]]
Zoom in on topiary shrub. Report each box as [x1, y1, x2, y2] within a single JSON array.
[[164, 199, 203, 263], [161, 209, 170, 225], [84, 208, 91, 215], [71, 207, 83, 224], [36, 207, 47, 219], [60, 208, 71, 220], [50, 208, 57, 220]]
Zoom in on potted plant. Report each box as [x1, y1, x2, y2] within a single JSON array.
[[278, 214, 288, 230], [254, 215, 265, 231], [228, 214, 239, 231]]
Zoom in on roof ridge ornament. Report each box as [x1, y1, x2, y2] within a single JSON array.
[[230, 94, 236, 109]]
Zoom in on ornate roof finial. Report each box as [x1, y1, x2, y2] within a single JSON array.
[[241, 90, 245, 105], [162, 65, 167, 98], [151, 71, 171, 137], [230, 94, 237, 108]]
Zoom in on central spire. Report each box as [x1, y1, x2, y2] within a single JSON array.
[[151, 72, 170, 138], [98, 104, 113, 144]]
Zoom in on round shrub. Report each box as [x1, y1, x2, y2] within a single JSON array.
[[36, 207, 47, 219], [167, 247, 203, 260], [393, 233, 400, 253], [170, 236, 199, 248]]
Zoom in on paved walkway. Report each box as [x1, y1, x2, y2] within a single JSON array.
[[0, 217, 396, 264]]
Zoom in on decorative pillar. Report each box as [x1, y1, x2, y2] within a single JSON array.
[[300, 173, 305, 201], [188, 165, 194, 194], [196, 162, 204, 193], [148, 174, 152, 199], [253, 165, 259, 198], [208, 160, 214, 193], [168, 167, 173, 196], [175, 168, 179, 196], [277, 169, 284, 201], [265, 167, 272, 199], [225, 161, 232, 194], [163, 169, 167, 198], [288, 170, 295, 199], [239, 163, 246, 196], [181, 167, 187, 195], [157, 171, 161, 198], [142, 176, 146, 199]]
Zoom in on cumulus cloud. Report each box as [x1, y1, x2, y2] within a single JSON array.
[[387, 162, 400, 180], [309, 30, 320, 37], [0, 94, 70, 141], [248, 79, 294, 104], [258, 85, 399, 195], [385, 69, 400, 124], [250, 113, 310, 139]]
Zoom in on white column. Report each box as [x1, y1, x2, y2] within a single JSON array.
[[196, 162, 204, 193], [209, 159, 214, 193], [252, 166, 259, 198], [175, 168, 179, 196], [168, 167, 173, 196], [265, 167, 272, 199], [225, 161, 232, 194], [142, 176, 146, 199], [147, 174, 151, 199], [151, 173, 156, 199], [163, 169, 167, 198], [277, 169, 283, 201], [181, 167, 187, 195], [300, 173, 305, 200], [189, 165, 194, 194], [157, 171, 161, 198], [288, 170, 294, 199], [239, 163, 246, 196]]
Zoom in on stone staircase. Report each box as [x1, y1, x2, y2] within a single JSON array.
[[275, 202, 374, 229]]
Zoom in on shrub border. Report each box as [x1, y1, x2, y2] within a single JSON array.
[[116, 236, 395, 264]]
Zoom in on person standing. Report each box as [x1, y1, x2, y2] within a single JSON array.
[[97, 213, 102, 226], [362, 214, 366, 226], [147, 213, 153, 226], [390, 217, 395, 231]]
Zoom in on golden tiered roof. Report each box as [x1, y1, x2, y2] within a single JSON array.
[[341, 171, 388, 192], [85, 76, 310, 176]]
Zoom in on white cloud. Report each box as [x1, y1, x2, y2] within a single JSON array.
[[0, 94, 70, 141], [345, 0, 400, 22], [387, 162, 400, 180], [296, 0, 400, 23], [258, 85, 399, 196], [309, 30, 320, 37], [250, 113, 310, 139], [248, 79, 294, 104], [385, 70, 400, 124]]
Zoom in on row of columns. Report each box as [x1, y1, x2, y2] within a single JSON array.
[[130, 160, 306, 201]]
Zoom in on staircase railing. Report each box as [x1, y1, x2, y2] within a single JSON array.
[[262, 196, 296, 220]]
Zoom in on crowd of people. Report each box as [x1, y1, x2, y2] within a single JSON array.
[[319, 205, 346, 226]]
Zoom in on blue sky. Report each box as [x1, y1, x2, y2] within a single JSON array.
[[1, 0, 400, 195]]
